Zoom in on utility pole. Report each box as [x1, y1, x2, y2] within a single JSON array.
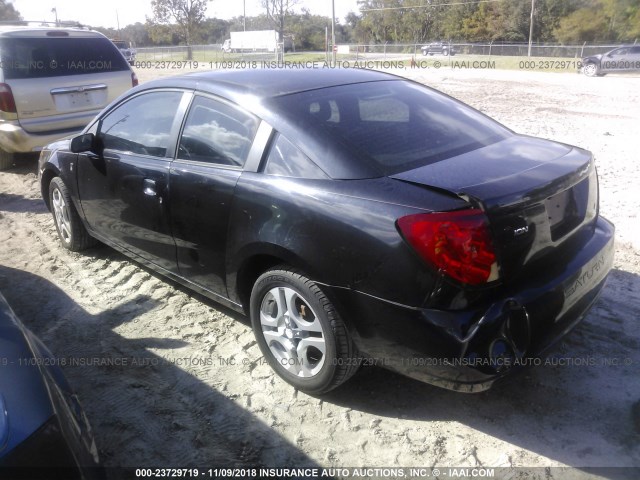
[[527, 0, 535, 57], [243, 0, 246, 32], [331, 0, 336, 65], [51, 7, 58, 26]]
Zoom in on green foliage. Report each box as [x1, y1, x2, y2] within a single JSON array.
[[262, 0, 299, 40], [355, 0, 638, 44], [0, 0, 21, 21], [93, 0, 639, 48], [554, 0, 640, 43], [150, 0, 211, 45]]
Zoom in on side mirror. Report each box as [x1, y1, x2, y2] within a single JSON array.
[[70, 133, 97, 154]]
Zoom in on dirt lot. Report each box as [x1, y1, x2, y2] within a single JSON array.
[[0, 66, 639, 479]]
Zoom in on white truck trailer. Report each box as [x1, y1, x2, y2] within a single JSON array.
[[222, 30, 279, 53]]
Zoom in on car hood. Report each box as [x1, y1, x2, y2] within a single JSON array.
[[0, 293, 54, 458], [583, 53, 603, 62]]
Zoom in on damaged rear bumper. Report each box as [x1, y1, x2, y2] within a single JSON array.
[[328, 216, 615, 392]]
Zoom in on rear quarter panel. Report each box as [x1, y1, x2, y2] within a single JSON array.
[[226, 172, 468, 308]]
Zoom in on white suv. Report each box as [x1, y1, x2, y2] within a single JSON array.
[[0, 23, 138, 170]]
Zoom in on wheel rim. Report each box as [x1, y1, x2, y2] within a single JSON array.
[[259, 286, 326, 378], [584, 63, 596, 76], [52, 187, 72, 244]]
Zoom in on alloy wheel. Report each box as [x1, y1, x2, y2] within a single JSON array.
[[259, 286, 326, 377], [52, 187, 72, 244]]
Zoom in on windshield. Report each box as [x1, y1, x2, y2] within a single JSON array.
[[0, 37, 130, 79], [269, 80, 511, 177]]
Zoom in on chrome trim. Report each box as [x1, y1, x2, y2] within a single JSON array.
[[50, 84, 108, 95]]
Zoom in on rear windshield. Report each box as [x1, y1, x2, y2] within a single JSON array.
[[270, 80, 511, 176], [0, 37, 130, 79]]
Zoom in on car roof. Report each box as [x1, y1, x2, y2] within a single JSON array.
[[138, 68, 400, 100], [0, 25, 101, 37]]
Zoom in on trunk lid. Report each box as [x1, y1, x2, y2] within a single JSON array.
[[391, 135, 598, 280]]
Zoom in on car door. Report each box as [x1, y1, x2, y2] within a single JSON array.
[[170, 94, 261, 297], [77, 89, 190, 271], [605, 47, 629, 73]]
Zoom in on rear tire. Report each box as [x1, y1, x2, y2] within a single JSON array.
[[0, 149, 15, 171], [250, 267, 359, 394], [49, 177, 96, 251]]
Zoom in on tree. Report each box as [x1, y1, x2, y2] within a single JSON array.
[[262, 0, 299, 41], [0, 0, 21, 21], [150, 0, 210, 56]]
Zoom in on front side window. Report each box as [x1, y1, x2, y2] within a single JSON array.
[[99, 91, 183, 157], [177, 96, 259, 167]]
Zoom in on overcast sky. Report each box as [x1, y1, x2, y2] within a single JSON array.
[[10, 0, 361, 30]]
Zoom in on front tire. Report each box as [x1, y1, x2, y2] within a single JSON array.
[[583, 62, 599, 77], [0, 149, 14, 171], [250, 267, 359, 394], [49, 177, 96, 251]]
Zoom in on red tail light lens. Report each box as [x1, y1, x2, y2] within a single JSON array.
[[397, 209, 499, 285], [132, 72, 139, 87], [0, 83, 17, 113]]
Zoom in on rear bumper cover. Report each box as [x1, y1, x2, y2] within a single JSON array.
[[0, 121, 83, 153], [329, 216, 615, 392]]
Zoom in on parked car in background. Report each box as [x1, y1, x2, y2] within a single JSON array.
[[111, 39, 136, 66], [39, 69, 614, 395], [582, 45, 640, 76], [0, 23, 138, 171], [421, 41, 455, 56], [0, 291, 101, 479]]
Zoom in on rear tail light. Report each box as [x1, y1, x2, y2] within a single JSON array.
[[397, 209, 499, 285], [132, 72, 139, 87], [0, 83, 17, 113]]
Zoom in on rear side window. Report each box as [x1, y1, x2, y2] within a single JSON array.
[[264, 134, 328, 179], [0, 37, 130, 79], [99, 91, 183, 157], [177, 96, 259, 167]]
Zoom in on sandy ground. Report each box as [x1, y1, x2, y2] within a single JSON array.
[[0, 66, 639, 479]]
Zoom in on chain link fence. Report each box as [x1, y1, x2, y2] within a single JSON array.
[[134, 42, 628, 63]]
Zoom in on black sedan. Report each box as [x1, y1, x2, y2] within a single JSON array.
[[38, 69, 614, 394]]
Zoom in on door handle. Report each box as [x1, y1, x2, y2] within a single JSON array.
[[143, 178, 157, 196]]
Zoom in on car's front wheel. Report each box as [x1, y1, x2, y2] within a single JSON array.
[[49, 177, 96, 251], [583, 62, 599, 77], [0, 149, 14, 171], [250, 268, 359, 394]]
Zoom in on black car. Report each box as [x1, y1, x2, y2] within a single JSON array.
[[38, 69, 614, 394], [582, 45, 640, 76], [421, 42, 455, 56], [0, 292, 101, 479]]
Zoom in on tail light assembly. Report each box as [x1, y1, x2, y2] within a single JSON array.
[[0, 83, 17, 113], [397, 209, 499, 285]]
